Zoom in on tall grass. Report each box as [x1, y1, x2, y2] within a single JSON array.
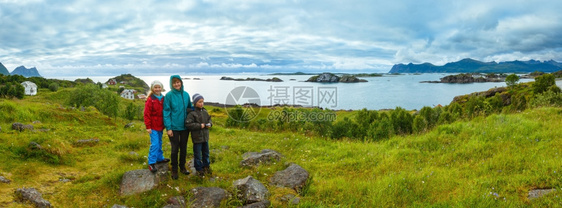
[[1, 92, 562, 207]]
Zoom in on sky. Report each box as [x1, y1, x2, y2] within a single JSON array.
[[1, 0, 562, 77]]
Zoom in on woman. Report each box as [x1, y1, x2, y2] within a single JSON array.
[[163, 75, 192, 179]]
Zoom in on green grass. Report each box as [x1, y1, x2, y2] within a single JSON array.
[[1, 90, 562, 207]]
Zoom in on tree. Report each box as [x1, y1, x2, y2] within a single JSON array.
[[124, 102, 137, 121], [505, 74, 519, 88], [533, 74, 555, 94]]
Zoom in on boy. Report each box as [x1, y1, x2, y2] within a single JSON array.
[[185, 93, 212, 177]]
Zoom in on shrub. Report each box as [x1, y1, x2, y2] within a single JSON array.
[[67, 84, 120, 118], [367, 113, 394, 141], [412, 115, 428, 134], [529, 90, 562, 108], [390, 107, 413, 135], [48, 82, 59, 92], [226, 106, 251, 128], [533, 74, 555, 94]]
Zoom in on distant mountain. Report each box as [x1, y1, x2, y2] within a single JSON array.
[[11, 66, 42, 77], [389, 58, 562, 73], [0, 62, 9, 75]]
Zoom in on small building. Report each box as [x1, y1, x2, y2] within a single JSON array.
[[107, 79, 117, 85], [120, 89, 136, 100], [137, 94, 147, 100], [21, 81, 37, 96], [101, 83, 108, 89]]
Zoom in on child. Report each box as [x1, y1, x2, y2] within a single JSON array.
[[185, 93, 212, 177], [163, 75, 192, 180], [144, 80, 169, 173]]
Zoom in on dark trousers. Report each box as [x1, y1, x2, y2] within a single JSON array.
[[193, 142, 210, 171], [169, 130, 189, 172]]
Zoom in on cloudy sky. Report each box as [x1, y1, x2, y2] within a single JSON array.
[[1, 0, 561, 77]]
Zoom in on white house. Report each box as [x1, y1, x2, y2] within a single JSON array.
[[120, 89, 136, 100], [21, 81, 37, 96]]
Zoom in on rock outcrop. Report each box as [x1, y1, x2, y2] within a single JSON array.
[[233, 176, 269, 204], [189, 187, 229, 208], [306, 73, 367, 83], [269, 164, 309, 193], [119, 162, 169, 196], [220, 77, 283, 82], [240, 149, 283, 167], [0, 176, 11, 183], [15, 187, 51, 208], [528, 188, 557, 200], [12, 122, 34, 131]]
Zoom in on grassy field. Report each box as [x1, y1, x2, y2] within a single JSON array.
[[1, 89, 561, 207]]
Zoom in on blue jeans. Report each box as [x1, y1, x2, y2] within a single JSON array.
[[193, 142, 210, 171], [148, 130, 165, 164]]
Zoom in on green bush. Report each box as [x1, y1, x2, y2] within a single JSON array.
[[48, 82, 59, 92], [533, 74, 555, 94], [390, 107, 413, 135], [367, 113, 394, 141], [67, 84, 120, 118], [529, 90, 562, 108]]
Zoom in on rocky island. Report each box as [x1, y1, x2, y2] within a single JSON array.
[[220, 76, 283, 82], [306, 72, 367, 83], [421, 73, 506, 83]]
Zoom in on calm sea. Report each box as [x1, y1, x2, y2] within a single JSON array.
[[52, 73, 560, 111]]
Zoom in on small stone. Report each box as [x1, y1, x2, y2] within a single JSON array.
[[0, 176, 11, 183]]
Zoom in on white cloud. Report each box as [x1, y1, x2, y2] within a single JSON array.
[[0, 0, 561, 76]]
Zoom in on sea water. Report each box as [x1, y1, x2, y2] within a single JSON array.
[[52, 73, 555, 111]]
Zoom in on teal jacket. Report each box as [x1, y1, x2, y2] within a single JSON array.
[[163, 75, 192, 131]]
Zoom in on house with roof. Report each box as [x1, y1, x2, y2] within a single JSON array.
[[107, 79, 117, 85], [21, 81, 37, 96], [120, 89, 136, 100]]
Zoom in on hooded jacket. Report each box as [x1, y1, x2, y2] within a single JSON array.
[[163, 75, 192, 131], [144, 94, 165, 131], [185, 107, 212, 143]]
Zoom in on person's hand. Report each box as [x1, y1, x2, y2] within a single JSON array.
[[201, 123, 205, 129], [146, 129, 152, 133], [167, 130, 173, 137]]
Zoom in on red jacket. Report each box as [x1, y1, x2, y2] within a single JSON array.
[[144, 94, 165, 131]]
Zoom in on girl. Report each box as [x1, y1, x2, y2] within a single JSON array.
[[144, 80, 169, 173]]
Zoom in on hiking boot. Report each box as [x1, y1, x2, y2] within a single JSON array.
[[157, 158, 170, 163], [196, 171, 205, 178], [148, 164, 157, 173], [171, 171, 178, 180], [180, 168, 190, 175], [203, 166, 212, 176]]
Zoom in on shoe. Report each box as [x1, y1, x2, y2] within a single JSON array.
[[196, 171, 205, 178], [180, 168, 190, 175], [203, 166, 212, 176], [148, 164, 157, 173], [157, 158, 170, 163], [171, 171, 178, 180]]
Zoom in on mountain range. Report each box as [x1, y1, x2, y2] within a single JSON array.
[[0, 62, 9, 75], [389, 58, 562, 74], [0, 63, 42, 77]]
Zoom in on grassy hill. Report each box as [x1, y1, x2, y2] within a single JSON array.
[[1, 89, 562, 207]]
